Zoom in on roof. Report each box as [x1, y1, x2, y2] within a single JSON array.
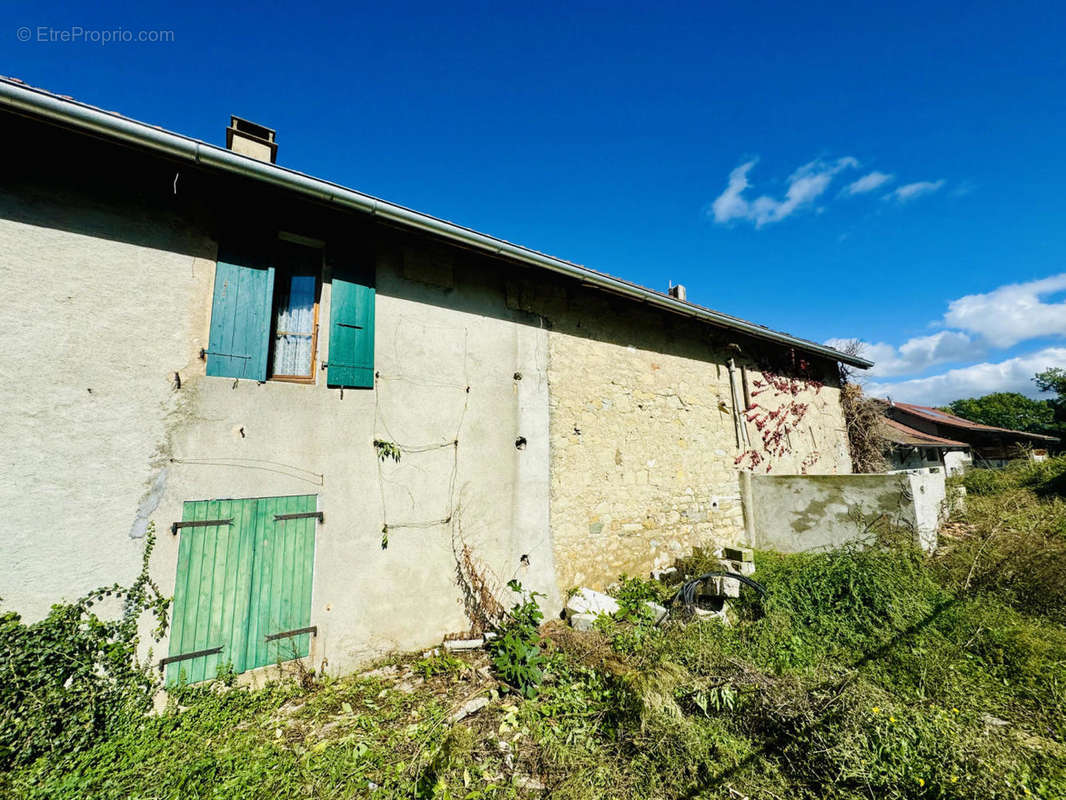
[[890, 402, 1059, 442], [879, 416, 969, 448], [0, 75, 873, 370]]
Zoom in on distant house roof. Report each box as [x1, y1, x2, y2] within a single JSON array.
[[890, 401, 1059, 443], [0, 75, 874, 370], [879, 416, 969, 448]]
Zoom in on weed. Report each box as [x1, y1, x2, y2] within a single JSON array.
[[488, 580, 547, 698]]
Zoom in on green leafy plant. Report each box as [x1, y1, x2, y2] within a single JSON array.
[[0, 522, 170, 769], [488, 579, 546, 698], [415, 650, 467, 679], [373, 439, 402, 463]]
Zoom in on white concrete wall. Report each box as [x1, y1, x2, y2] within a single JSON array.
[[0, 184, 555, 674], [748, 469, 944, 554], [943, 450, 972, 475]]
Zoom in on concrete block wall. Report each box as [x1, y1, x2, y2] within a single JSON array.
[[747, 469, 945, 554]]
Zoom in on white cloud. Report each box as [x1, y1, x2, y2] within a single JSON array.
[[887, 180, 945, 202], [844, 171, 893, 195], [864, 347, 1066, 406], [711, 157, 858, 227], [942, 273, 1066, 348], [711, 160, 757, 226], [826, 331, 982, 378]]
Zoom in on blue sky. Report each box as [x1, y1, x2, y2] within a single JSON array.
[[6, 0, 1066, 405]]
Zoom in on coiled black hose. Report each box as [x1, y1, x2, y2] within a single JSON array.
[[668, 571, 767, 611]]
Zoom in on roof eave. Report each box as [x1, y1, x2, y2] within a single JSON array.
[[0, 78, 873, 370]]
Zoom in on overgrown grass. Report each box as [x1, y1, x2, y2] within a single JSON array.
[[3, 473, 1065, 799]]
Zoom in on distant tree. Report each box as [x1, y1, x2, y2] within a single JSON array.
[[1034, 368, 1066, 438], [945, 392, 1054, 434], [1034, 367, 1066, 406]]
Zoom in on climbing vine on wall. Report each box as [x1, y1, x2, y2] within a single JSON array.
[[0, 523, 169, 769], [373, 439, 402, 463], [734, 351, 824, 473]]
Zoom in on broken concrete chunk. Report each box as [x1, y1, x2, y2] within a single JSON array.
[[645, 601, 668, 624], [565, 587, 619, 618], [569, 613, 598, 632], [693, 604, 731, 626], [449, 696, 489, 723], [721, 559, 755, 577], [443, 637, 485, 651], [723, 546, 754, 562], [701, 576, 740, 598]]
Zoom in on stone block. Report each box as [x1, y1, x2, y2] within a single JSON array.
[[701, 575, 740, 598], [565, 587, 619, 618], [721, 559, 755, 577], [723, 546, 754, 562]]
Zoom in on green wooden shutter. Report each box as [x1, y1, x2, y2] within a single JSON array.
[[168, 494, 318, 684], [327, 277, 375, 388], [166, 498, 257, 685], [206, 260, 275, 381], [244, 495, 318, 670]]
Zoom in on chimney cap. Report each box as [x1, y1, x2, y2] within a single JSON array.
[[226, 115, 278, 163]]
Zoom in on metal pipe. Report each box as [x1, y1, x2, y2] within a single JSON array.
[[0, 78, 873, 369]]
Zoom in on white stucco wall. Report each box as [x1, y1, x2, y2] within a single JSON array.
[[0, 185, 555, 674]]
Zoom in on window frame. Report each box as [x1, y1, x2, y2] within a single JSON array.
[[267, 237, 324, 385]]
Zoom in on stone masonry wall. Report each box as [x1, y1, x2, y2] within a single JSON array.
[[541, 287, 852, 591]]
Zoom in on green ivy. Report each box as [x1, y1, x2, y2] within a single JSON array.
[[0, 523, 170, 769], [373, 439, 402, 463]]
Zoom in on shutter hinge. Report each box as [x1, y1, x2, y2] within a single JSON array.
[[199, 348, 251, 361], [171, 518, 234, 535], [265, 625, 318, 642], [158, 646, 223, 671], [273, 511, 324, 523]]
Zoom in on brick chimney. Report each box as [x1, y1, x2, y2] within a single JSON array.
[[226, 116, 277, 164]]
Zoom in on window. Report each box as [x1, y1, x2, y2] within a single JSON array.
[[205, 237, 375, 387], [270, 243, 320, 382]]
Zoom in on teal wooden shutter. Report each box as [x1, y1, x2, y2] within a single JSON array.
[[168, 494, 318, 684], [166, 498, 257, 685], [327, 277, 375, 388], [206, 260, 275, 381]]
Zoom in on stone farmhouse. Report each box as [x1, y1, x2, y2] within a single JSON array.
[[0, 77, 871, 681]]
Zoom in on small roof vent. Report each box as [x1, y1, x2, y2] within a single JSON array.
[[226, 116, 277, 164]]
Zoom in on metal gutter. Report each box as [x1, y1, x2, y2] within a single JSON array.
[[0, 78, 872, 369]]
